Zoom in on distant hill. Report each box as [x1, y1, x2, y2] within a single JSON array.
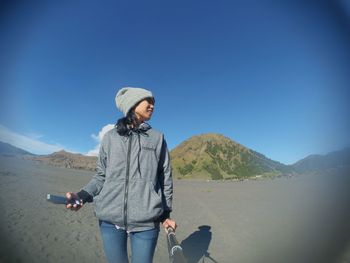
[[27, 150, 97, 171], [291, 147, 350, 174], [170, 133, 292, 180], [0, 141, 35, 156]]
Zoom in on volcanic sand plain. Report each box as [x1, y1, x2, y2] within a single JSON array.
[[0, 156, 349, 263]]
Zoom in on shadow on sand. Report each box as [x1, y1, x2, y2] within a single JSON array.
[[180, 225, 218, 263]]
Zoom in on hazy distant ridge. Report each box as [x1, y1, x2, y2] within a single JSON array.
[[0, 141, 34, 156], [26, 150, 98, 171], [291, 147, 350, 173]]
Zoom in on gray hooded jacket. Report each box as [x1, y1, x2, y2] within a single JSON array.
[[82, 124, 173, 232]]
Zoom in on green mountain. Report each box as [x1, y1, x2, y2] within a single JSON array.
[[170, 133, 291, 180]]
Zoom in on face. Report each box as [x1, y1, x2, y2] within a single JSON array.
[[134, 97, 155, 122]]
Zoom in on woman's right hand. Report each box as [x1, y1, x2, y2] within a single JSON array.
[[163, 218, 177, 232], [65, 192, 83, 211]]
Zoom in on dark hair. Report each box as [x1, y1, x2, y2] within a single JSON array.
[[116, 109, 138, 136]]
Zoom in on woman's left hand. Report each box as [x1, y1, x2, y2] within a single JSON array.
[[162, 218, 177, 231]]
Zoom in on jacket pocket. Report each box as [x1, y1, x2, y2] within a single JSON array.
[[127, 180, 163, 226], [94, 181, 125, 224]]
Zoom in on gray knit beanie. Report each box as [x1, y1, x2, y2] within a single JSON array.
[[115, 87, 153, 116]]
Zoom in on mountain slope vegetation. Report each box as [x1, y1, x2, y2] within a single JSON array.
[[170, 133, 291, 180]]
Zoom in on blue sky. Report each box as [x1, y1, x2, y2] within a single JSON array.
[[1, 0, 349, 164]]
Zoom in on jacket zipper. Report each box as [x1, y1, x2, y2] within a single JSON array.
[[124, 133, 132, 230]]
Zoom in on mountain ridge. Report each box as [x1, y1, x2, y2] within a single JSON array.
[[1, 137, 349, 179]]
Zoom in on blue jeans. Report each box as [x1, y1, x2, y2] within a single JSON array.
[[99, 220, 159, 263]]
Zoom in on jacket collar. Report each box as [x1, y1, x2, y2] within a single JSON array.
[[136, 122, 151, 133], [119, 122, 151, 142]]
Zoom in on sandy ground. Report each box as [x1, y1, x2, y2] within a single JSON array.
[[0, 156, 349, 263]]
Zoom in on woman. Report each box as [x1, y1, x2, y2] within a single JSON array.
[[66, 87, 176, 263]]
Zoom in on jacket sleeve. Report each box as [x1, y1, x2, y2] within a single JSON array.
[[158, 136, 173, 220], [78, 136, 108, 203]]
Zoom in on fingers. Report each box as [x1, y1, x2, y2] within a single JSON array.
[[169, 220, 177, 230], [66, 202, 82, 211], [71, 203, 82, 211], [163, 219, 177, 231], [66, 192, 72, 200], [66, 192, 78, 199], [65, 192, 82, 211], [66, 192, 72, 209]]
